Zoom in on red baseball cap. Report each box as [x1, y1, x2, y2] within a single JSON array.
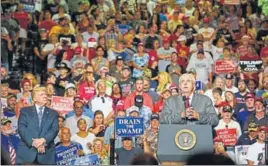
[[74, 47, 82, 54], [116, 100, 125, 111], [182, 15, 189, 20], [203, 17, 210, 23], [245, 93, 255, 100]]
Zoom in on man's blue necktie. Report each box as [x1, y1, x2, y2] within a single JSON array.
[[38, 107, 43, 127]]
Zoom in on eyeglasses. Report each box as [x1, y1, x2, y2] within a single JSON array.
[[75, 107, 83, 109]]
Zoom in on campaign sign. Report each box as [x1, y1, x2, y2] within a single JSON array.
[[71, 154, 99, 165], [235, 145, 250, 164], [239, 60, 262, 72], [224, 0, 240, 5], [115, 117, 144, 137], [51, 96, 74, 114], [216, 128, 237, 146], [195, 81, 203, 91], [215, 60, 235, 74], [56, 144, 80, 165]]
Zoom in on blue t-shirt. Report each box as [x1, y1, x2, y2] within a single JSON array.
[[234, 92, 247, 111], [65, 106, 94, 119], [237, 108, 254, 128]]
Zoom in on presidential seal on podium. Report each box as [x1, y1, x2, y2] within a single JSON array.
[[175, 129, 197, 151]]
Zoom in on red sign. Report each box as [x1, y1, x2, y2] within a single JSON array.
[[216, 128, 237, 146], [51, 96, 74, 114], [215, 60, 235, 74], [224, 0, 240, 5]]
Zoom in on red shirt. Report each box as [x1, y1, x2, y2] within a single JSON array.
[[77, 81, 96, 101], [12, 12, 29, 30], [148, 50, 159, 67], [176, 44, 189, 68], [236, 45, 253, 57], [260, 46, 268, 58], [124, 91, 154, 112], [153, 99, 164, 113], [88, 48, 96, 61], [39, 20, 57, 34]]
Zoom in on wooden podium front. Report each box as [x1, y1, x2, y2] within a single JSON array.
[[156, 124, 214, 163]]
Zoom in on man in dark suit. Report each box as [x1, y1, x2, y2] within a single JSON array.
[[17, 86, 59, 164], [160, 73, 219, 127]]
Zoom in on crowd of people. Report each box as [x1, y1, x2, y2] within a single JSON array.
[[1, 0, 268, 165]]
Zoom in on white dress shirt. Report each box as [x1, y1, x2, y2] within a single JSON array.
[[90, 95, 113, 118], [35, 104, 45, 115]]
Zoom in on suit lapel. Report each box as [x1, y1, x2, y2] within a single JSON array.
[[31, 106, 39, 129], [39, 107, 50, 134], [191, 93, 198, 109]]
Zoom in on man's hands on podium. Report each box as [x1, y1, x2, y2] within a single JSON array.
[[180, 108, 200, 120], [32, 138, 46, 154]]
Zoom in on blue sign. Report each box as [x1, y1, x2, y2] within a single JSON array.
[[56, 144, 80, 165], [115, 117, 144, 137], [71, 154, 100, 165], [195, 81, 203, 91]]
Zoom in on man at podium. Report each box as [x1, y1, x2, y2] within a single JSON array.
[[160, 73, 219, 127]]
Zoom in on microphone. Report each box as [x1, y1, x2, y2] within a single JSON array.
[[182, 96, 188, 124]]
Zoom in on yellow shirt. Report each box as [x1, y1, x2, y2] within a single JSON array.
[[49, 25, 62, 36], [168, 20, 183, 33]]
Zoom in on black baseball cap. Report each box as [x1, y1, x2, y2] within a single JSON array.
[[116, 55, 123, 61], [134, 95, 143, 108], [225, 74, 234, 80], [122, 137, 132, 141], [222, 105, 232, 113], [197, 49, 204, 54], [151, 114, 159, 120]]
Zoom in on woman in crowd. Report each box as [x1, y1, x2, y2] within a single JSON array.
[[91, 46, 109, 74], [88, 110, 107, 137], [77, 71, 96, 103], [204, 76, 225, 101], [71, 118, 96, 155], [44, 33, 60, 73], [23, 73, 38, 89], [16, 79, 33, 106], [224, 91, 241, 119], [51, 5, 71, 23], [64, 83, 77, 99], [136, 25, 147, 42], [91, 138, 109, 165], [77, 13, 91, 33], [110, 83, 124, 111]]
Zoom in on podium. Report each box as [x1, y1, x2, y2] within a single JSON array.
[[157, 124, 214, 163]]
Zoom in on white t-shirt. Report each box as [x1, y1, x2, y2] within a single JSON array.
[[71, 133, 96, 154], [43, 43, 57, 69], [81, 32, 99, 43], [214, 119, 242, 139], [186, 57, 212, 84], [211, 45, 223, 62], [65, 115, 93, 136], [246, 142, 265, 165]]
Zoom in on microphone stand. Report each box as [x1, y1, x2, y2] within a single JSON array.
[[265, 105, 268, 165], [110, 111, 116, 165]]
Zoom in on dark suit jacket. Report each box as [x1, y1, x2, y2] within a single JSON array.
[[16, 106, 59, 164], [160, 93, 219, 127]]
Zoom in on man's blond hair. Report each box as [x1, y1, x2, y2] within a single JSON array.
[[32, 85, 47, 100]]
